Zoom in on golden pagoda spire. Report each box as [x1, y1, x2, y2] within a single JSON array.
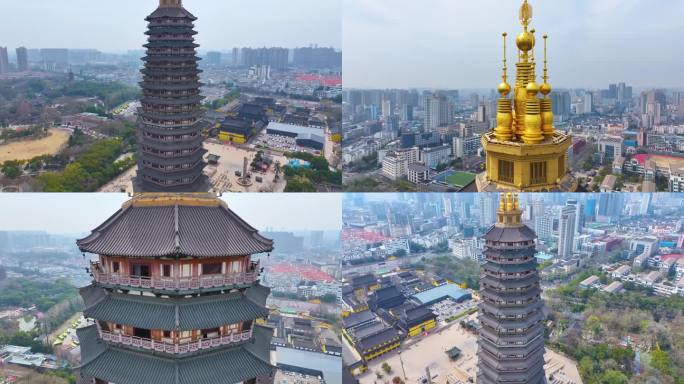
[[540, 34, 555, 137], [494, 33, 513, 142], [496, 193, 523, 228]]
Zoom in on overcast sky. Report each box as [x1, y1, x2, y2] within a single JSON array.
[[0, 0, 341, 51], [0, 193, 342, 234], [344, 0, 684, 89]]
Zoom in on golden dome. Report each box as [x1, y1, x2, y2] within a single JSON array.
[[516, 31, 535, 52], [526, 81, 540, 95], [498, 82, 512, 96], [540, 82, 552, 95]]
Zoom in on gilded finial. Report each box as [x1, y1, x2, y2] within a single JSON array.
[[520, 0, 533, 29], [516, 1, 535, 53], [498, 33, 511, 96], [540, 34, 552, 96]]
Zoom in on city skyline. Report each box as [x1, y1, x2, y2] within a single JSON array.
[[0, 193, 343, 234], [344, 0, 684, 89], [0, 0, 341, 52]]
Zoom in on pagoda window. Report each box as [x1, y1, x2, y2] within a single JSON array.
[[181, 264, 192, 277], [498, 160, 514, 183], [201, 328, 220, 339], [133, 328, 151, 339], [161, 264, 172, 278], [229, 260, 242, 273], [179, 330, 192, 343], [131, 264, 151, 278], [112, 261, 120, 274], [201, 263, 222, 275]]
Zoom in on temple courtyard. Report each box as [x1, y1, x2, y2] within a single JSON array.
[[357, 313, 581, 384]]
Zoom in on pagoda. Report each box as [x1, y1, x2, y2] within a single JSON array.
[[75, 193, 275, 384], [477, 193, 547, 384], [137, 0, 208, 191], [478, 0, 576, 192]]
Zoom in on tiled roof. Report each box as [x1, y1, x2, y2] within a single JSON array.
[[81, 284, 270, 330], [484, 225, 537, 242], [77, 324, 274, 384], [77, 198, 273, 257]]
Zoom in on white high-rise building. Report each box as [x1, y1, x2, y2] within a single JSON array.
[[558, 205, 576, 259]]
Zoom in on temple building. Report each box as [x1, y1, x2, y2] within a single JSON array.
[[137, 0, 208, 191], [478, 0, 576, 192], [477, 193, 547, 384], [75, 193, 275, 384]]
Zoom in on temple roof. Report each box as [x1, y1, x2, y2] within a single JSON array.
[[483, 225, 537, 242], [77, 324, 273, 384], [356, 327, 401, 352], [77, 194, 273, 257], [81, 284, 270, 330]]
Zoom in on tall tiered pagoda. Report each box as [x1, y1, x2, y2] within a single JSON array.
[[477, 193, 547, 384], [137, 0, 208, 191], [75, 193, 275, 384]]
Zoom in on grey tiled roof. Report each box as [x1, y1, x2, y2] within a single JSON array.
[[77, 324, 274, 384], [483, 225, 537, 242], [77, 203, 273, 257], [81, 284, 270, 330]]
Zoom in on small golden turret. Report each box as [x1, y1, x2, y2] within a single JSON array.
[[494, 33, 514, 142], [540, 34, 555, 137], [496, 193, 523, 228]]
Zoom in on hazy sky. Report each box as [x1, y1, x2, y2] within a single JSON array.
[[0, 0, 341, 51], [344, 0, 684, 89], [0, 193, 342, 234]]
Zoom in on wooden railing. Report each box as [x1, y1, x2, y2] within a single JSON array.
[[97, 325, 252, 355], [90, 260, 259, 291]]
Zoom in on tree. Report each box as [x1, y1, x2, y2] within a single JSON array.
[[381, 362, 392, 374], [1, 161, 22, 179], [600, 370, 628, 384]]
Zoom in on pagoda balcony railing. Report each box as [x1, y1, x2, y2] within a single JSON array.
[[482, 270, 534, 280], [141, 147, 203, 159], [90, 260, 260, 291], [484, 257, 535, 265], [485, 242, 534, 250], [97, 325, 252, 355]]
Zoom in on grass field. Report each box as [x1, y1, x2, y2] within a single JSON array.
[[445, 171, 477, 187], [0, 128, 70, 163]]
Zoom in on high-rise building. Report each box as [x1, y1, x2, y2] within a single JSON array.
[[583, 91, 593, 115], [477, 102, 488, 123], [479, 194, 498, 228], [401, 104, 414, 121], [566, 199, 584, 234], [558, 204, 576, 258], [205, 51, 221, 65], [479, 0, 574, 192], [15, 47, 28, 71], [238, 47, 289, 71], [382, 99, 392, 119], [137, 0, 208, 191], [534, 211, 553, 241], [0, 47, 9, 73], [478, 193, 547, 384], [75, 193, 275, 384], [424, 93, 453, 131], [550, 91, 571, 119], [292, 46, 341, 69]]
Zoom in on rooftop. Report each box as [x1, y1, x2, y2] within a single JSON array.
[[411, 284, 471, 305], [77, 194, 273, 258]]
